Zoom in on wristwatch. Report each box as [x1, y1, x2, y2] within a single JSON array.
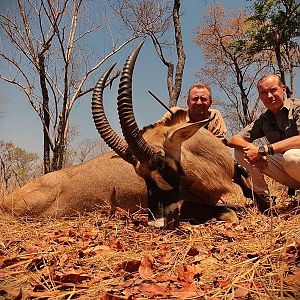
[[258, 145, 267, 156]]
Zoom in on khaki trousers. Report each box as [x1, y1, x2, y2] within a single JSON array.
[[234, 148, 300, 195]]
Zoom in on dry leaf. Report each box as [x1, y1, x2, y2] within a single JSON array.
[[25, 246, 41, 255], [139, 282, 167, 298], [156, 274, 177, 282], [284, 271, 300, 287], [120, 259, 141, 273], [215, 279, 231, 288], [53, 236, 76, 244], [115, 240, 124, 251], [170, 282, 203, 298], [187, 246, 199, 256], [54, 272, 91, 284], [81, 229, 98, 239], [0, 288, 22, 299], [177, 264, 202, 283], [234, 286, 249, 298], [0, 257, 20, 268], [82, 244, 111, 256], [139, 255, 154, 279]]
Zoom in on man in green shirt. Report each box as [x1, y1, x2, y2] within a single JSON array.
[[228, 74, 300, 213]]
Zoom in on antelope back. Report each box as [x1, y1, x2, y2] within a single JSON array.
[[1, 152, 147, 217]]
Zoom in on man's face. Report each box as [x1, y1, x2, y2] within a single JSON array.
[[258, 76, 286, 115], [187, 87, 212, 121]]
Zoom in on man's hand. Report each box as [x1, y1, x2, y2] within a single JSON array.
[[243, 144, 261, 164], [243, 144, 268, 170]]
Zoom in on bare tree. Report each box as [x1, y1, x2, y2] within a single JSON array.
[[61, 125, 109, 166], [0, 141, 40, 194], [194, 3, 272, 130], [65, 138, 109, 166], [0, 0, 139, 173], [110, 0, 185, 107]]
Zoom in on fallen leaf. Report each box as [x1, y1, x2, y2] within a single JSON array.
[[83, 230, 99, 239], [120, 259, 141, 273], [0, 288, 22, 299], [285, 271, 300, 287], [54, 272, 91, 284], [115, 240, 124, 251], [187, 246, 199, 256], [170, 282, 203, 298], [139, 281, 167, 298], [234, 286, 249, 298], [139, 255, 154, 279], [122, 278, 136, 288], [177, 264, 202, 283], [214, 278, 231, 288], [92, 271, 112, 282], [25, 246, 41, 255], [82, 245, 111, 256], [53, 236, 76, 244], [198, 257, 218, 266], [0, 257, 20, 268], [156, 274, 177, 282]]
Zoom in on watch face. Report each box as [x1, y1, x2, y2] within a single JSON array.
[[258, 146, 266, 155]]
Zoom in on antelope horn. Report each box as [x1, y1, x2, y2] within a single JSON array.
[[92, 63, 137, 165], [117, 42, 156, 163]]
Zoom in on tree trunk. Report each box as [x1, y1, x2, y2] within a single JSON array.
[[38, 52, 51, 174], [168, 0, 185, 108]]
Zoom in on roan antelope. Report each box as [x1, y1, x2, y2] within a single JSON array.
[[1, 43, 244, 228]]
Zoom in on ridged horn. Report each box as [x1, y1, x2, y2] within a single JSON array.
[[92, 63, 137, 165], [117, 42, 155, 163]]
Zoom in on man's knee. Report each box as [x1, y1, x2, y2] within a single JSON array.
[[282, 149, 300, 182]]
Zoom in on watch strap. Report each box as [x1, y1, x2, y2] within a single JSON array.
[[268, 144, 274, 155]]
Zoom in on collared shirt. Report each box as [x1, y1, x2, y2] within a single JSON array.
[[156, 106, 227, 142], [239, 98, 300, 143]]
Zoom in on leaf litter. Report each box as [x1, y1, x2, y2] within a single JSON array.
[[0, 183, 299, 299]]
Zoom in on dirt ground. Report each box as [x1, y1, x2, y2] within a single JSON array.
[[0, 183, 299, 299]]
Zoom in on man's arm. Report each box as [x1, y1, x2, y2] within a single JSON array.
[[227, 134, 252, 149], [227, 134, 266, 166], [271, 135, 300, 154]]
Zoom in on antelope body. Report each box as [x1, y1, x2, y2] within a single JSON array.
[[1, 43, 237, 228], [1, 152, 147, 217]]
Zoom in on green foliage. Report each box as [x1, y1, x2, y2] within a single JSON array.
[[248, 0, 300, 52], [228, 39, 248, 52]]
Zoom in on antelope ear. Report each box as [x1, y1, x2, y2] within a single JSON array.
[[164, 122, 200, 146], [150, 170, 174, 191], [165, 117, 212, 146]]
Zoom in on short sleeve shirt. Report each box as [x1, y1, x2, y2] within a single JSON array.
[[156, 106, 227, 142], [238, 98, 300, 143]]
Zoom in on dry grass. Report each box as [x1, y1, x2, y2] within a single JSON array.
[[0, 182, 299, 299]]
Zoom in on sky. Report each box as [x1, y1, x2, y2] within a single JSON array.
[[0, 0, 282, 156]]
